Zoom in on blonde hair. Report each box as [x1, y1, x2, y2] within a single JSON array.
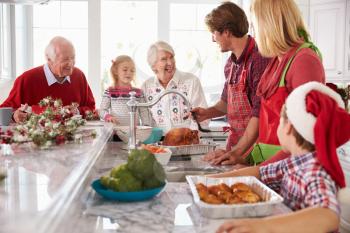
[[110, 55, 136, 87], [251, 0, 309, 57], [147, 41, 175, 68]]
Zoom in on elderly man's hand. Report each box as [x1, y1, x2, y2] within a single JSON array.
[[13, 108, 29, 123], [63, 104, 79, 115]]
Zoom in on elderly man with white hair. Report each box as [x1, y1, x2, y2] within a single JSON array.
[[0, 36, 95, 123], [141, 41, 208, 133]]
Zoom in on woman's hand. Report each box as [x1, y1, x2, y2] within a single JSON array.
[[216, 218, 270, 233], [108, 117, 119, 124], [104, 114, 119, 124], [202, 149, 226, 161], [205, 150, 246, 166]]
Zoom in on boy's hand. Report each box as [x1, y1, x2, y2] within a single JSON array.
[[216, 218, 270, 233]]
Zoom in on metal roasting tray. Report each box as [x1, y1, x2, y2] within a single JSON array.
[[186, 175, 284, 219], [162, 140, 218, 156]]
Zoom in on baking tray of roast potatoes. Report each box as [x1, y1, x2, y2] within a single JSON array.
[[186, 175, 284, 219]]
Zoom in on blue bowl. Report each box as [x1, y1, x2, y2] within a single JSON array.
[[91, 179, 166, 202], [143, 127, 163, 144]]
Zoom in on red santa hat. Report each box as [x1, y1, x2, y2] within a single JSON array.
[[285, 81, 350, 188]]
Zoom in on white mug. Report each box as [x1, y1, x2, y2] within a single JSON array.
[[0, 107, 13, 126]]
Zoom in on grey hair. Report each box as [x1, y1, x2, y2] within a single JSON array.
[[45, 36, 74, 62], [147, 41, 175, 67]]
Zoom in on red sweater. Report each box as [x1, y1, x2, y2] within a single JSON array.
[[259, 46, 325, 166], [0, 66, 95, 114]]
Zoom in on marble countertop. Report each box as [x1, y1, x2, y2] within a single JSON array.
[[0, 122, 114, 233], [59, 142, 290, 233], [72, 141, 350, 233], [1, 121, 349, 233]]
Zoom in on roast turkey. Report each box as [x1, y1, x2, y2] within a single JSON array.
[[163, 128, 199, 146]]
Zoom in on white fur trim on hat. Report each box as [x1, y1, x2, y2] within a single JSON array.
[[285, 81, 344, 144]]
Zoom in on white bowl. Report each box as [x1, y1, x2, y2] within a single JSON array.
[[115, 126, 152, 143], [154, 148, 172, 166]]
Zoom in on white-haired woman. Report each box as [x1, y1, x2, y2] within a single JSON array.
[[141, 41, 208, 133]]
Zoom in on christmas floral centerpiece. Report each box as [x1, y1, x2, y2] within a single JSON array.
[[0, 97, 97, 148], [326, 83, 350, 111]]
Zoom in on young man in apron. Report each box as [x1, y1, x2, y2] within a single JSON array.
[[191, 2, 270, 165]]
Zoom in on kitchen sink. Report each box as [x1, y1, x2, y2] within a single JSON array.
[[165, 167, 223, 182]]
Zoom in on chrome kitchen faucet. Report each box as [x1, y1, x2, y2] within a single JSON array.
[[126, 90, 192, 150]]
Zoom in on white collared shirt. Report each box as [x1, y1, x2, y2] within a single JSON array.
[[43, 64, 71, 86], [141, 69, 208, 133]]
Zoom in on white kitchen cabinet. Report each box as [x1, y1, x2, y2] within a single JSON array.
[[345, 0, 350, 78], [296, 0, 310, 26], [310, 0, 346, 81]]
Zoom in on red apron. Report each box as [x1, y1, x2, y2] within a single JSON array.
[[226, 39, 255, 151], [250, 42, 314, 164]]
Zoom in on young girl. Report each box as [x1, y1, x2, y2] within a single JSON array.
[[214, 82, 350, 233], [99, 55, 153, 126]]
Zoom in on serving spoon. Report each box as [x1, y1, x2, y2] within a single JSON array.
[[184, 111, 225, 133]]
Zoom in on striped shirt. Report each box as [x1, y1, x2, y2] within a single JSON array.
[[99, 87, 153, 126], [260, 152, 340, 216]]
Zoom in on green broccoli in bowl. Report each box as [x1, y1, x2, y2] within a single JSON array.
[[100, 149, 166, 192]]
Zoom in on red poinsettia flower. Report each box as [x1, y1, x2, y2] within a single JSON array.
[[19, 129, 26, 136], [55, 135, 66, 145], [326, 83, 338, 92], [54, 114, 62, 121], [39, 119, 46, 127], [6, 130, 13, 137]]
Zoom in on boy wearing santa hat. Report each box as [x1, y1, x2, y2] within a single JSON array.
[[213, 82, 349, 233]]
